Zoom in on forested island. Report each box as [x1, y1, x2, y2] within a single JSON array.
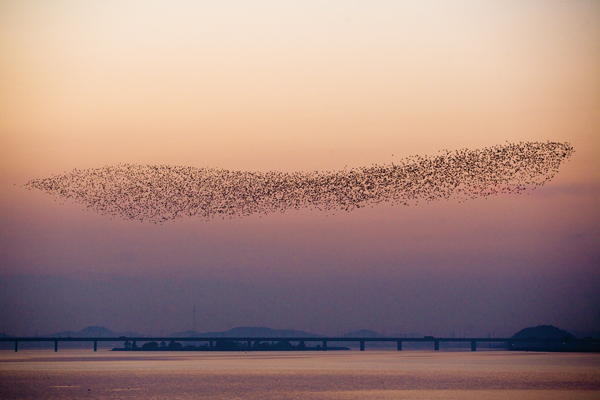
[[509, 325, 599, 352]]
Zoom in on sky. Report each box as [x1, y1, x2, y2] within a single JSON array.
[[1, 0, 599, 337]]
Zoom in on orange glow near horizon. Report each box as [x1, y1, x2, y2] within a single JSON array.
[[1, 1, 598, 177]]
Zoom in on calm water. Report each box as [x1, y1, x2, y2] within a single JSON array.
[[1, 350, 599, 399]]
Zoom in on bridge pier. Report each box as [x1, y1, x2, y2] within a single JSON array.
[[360, 340, 365, 351], [15, 341, 18, 352], [471, 341, 476, 351], [397, 341, 402, 351], [54, 341, 58, 352], [94, 341, 97, 352], [434, 340, 439, 351], [322, 340, 327, 351]]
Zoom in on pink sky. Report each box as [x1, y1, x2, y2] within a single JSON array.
[[0, 1, 598, 336]]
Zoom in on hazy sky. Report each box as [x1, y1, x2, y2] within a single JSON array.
[[1, 0, 599, 337]]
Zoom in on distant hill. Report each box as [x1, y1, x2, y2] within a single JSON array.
[[512, 325, 575, 340], [49, 326, 116, 338], [0, 326, 145, 350], [170, 327, 320, 338], [509, 325, 600, 352], [49, 326, 146, 338]]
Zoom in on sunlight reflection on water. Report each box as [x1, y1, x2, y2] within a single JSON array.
[[1, 350, 598, 399]]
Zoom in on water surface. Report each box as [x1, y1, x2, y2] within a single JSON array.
[[1, 350, 598, 399]]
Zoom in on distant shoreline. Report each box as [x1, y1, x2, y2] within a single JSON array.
[[112, 347, 351, 352], [113, 340, 350, 352]]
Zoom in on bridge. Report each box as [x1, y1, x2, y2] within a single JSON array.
[[2, 336, 597, 352]]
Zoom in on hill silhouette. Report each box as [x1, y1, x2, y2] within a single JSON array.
[[512, 325, 575, 340], [170, 327, 320, 338], [49, 325, 145, 338], [509, 325, 600, 352], [0, 326, 145, 350]]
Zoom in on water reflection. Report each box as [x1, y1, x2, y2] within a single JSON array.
[[1, 350, 598, 399]]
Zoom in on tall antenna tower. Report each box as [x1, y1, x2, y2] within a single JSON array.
[[193, 305, 196, 333]]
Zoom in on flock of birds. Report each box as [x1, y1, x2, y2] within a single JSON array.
[[25, 141, 574, 223]]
